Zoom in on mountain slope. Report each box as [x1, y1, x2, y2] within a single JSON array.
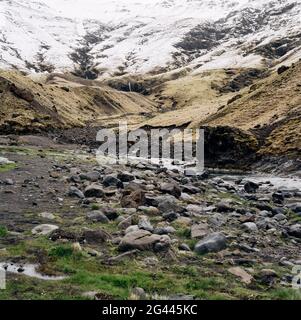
[[199, 61, 301, 158], [1, 0, 301, 76], [0, 71, 157, 133]]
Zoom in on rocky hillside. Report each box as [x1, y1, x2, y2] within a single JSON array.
[[199, 61, 301, 159], [0, 0, 301, 76]]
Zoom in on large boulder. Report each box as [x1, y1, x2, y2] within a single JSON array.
[[118, 230, 162, 251], [194, 233, 227, 255]]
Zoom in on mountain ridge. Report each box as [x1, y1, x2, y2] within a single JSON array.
[[1, 0, 301, 76]]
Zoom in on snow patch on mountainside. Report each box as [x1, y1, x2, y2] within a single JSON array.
[[0, 0, 300, 76]]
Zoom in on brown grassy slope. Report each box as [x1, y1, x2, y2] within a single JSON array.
[[196, 62, 301, 157], [136, 69, 236, 128], [0, 70, 157, 133]]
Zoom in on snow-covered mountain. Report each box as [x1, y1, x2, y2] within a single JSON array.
[[0, 0, 301, 76]]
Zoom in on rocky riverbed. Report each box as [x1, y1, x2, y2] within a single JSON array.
[[0, 135, 301, 300]]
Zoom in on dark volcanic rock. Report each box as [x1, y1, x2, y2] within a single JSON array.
[[103, 175, 123, 188], [244, 181, 259, 193], [84, 185, 105, 198]]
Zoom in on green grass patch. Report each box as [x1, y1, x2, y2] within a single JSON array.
[[0, 163, 17, 173], [0, 225, 8, 237], [49, 245, 74, 258]]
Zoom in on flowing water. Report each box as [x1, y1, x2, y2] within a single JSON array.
[[0, 262, 66, 281]]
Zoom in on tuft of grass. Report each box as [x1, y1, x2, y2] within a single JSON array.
[[270, 288, 301, 300], [0, 163, 17, 173], [49, 245, 74, 258], [91, 204, 100, 211], [0, 225, 8, 237], [175, 227, 191, 239]]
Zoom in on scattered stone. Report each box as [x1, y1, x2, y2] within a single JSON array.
[[287, 203, 301, 214], [228, 267, 253, 284], [191, 223, 210, 239], [153, 235, 171, 253], [39, 212, 55, 220], [160, 183, 182, 198], [176, 217, 193, 226], [3, 178, 14, 185], [118, 230, 162, 251], [272, 192, 284, 204], [154, 226, 176, 235], [162, 212, 179, 222], [83, 229, 111, 244], [32, 224, 59, 236], [277, 65, 290, 75], [143, 257, 159, 267], [194, 233, 227, 255], [49, 171, 60, 179], [288, 224, 301, 238], [117, 172, 135, 182], [84, 185, 104, 198], [86, 211, 110, 223], [242, 222, 258, 233], [121, 190, 145, 208], [80, 171, 101, 182], [101, 207, 119, 220], [139, 206, 160, 216], [181, 185, 201, 194], [0, 157, 14, 165], [103, 175, 123, 188], [72, 242, 82, 252], [244, 181, 259, 193], [155, 195, 180, 213], [179, 243, 191, 251], [131, 287, 146, 300], [208, 213, 226, 227], [216, 200, 233, 212], [186, 204, 206, 215], [274, 213, 287, 222], [49, 229, 78, 242], [256, 269, 278, 286], [68, 186, 84, 199], [118, 216, 133, 230], [138, 216, 154, 232]]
